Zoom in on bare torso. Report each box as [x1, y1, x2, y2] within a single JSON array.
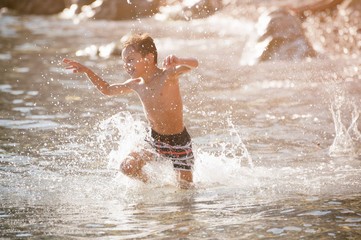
[[131, 70, 184, 135]]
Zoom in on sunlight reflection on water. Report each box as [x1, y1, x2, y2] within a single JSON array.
[[0, 9, 360, 239]]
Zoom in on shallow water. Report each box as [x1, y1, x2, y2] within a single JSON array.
[[1, 9, 361, 239]]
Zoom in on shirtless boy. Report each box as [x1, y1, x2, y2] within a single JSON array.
[[63, 33, 198, 188]]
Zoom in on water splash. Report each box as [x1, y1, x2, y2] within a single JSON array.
[[194, 117, 255, 187], [227, 118, 254, 169], [329, 97, 360, 157], [97, 112, 148, 170], [96, 112, 177, 188], [94, 113, 358, 196], [96, 112, 255, 188]]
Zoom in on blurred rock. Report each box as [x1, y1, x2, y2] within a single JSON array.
[[64, 0, 96, 8], [182, 0, 223, 20], [303, 0, 361, 58], [346, 0, 361, 9], [90, 0, 160, 20], [290, 0, 344, 20], [241, 8, 316, 65], [0, 0, 160, 19], [2, 0, 66, 15], [157, 0, 223, 20], [76, 37, 125, 59]]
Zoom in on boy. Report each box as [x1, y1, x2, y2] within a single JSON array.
[[63, 33, 198, 188]]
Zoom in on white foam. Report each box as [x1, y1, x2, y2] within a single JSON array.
[[94, 111, 360, 197], [329, 97, 360, 157], [96, 112, 256, 188]]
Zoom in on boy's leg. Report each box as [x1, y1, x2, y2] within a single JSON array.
[[176, 170, 193, 189], [120, 151, 153, 182]]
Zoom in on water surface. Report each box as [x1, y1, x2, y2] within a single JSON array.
[[0, 10, 360, 239]]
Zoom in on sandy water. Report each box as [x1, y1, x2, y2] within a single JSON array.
[[0, 10, 361, 239]]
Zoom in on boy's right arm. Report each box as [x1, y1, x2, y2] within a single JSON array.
[[162, 55, 198, 77], [63, 58, 132, 96]]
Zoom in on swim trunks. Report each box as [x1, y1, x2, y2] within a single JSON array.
[[149, 128, 194, 171]]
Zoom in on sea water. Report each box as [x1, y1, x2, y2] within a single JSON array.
[[0, 7, 360, 239]]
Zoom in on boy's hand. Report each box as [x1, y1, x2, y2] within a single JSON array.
[[162, 55, 179, 69], [63, 58, 88, 74]]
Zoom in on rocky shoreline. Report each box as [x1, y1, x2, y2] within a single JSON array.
[[1, 0, 359, 63]]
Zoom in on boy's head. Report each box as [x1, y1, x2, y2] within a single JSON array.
[[122, 33, 158, 64]]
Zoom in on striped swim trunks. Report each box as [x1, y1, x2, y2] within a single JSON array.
[[149, 128, 194, 171]]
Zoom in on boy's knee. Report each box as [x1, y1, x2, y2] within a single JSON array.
[[120, 160, 133, 175], [120, 159, 141, 176]]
